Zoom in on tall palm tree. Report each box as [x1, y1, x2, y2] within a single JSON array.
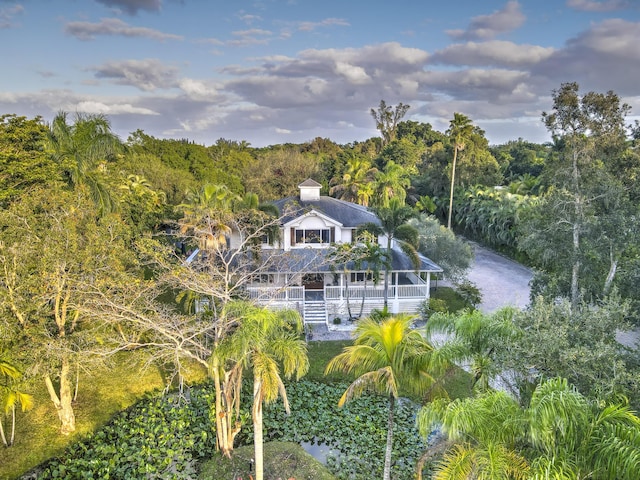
[[418, 377, 640, 480], [47, 112, 123, 214], [446, 113, 474, 230], [359, 197, 420, 309], [326, 315, 444, 480], [218, 302, 308, 480]]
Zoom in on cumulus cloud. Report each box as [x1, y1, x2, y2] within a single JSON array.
[[0, 4, 24, 29], [72, 100, 159, 115], [533, 19, 640, 94], [334, 61, 371, 84], [430, 41, 555, 68], [447, 1, 525, 40], [566, 0, 632, 12], [89, 59, 179, 91], [64, 17, 182, 41], [178, 78, 220, 101], [95, 0, 162, 15]]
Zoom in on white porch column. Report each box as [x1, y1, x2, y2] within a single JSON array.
[[339, 273, 344, 301], [425, 273, 431, 299], [392, 272, 400, 314]]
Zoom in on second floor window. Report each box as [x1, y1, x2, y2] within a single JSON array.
[[293, 228, 332, 245]]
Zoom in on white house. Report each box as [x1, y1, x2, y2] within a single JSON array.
[[244, 179, 443, 327]]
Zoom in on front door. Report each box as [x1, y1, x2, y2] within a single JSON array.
[[302, 273, 324, 290]]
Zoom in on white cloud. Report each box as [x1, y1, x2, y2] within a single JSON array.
[[72, 100, 159, 115], [447, 1, 525, 40], [334, 62, 371, 84], [566, 0, 632, 12], [64, 17, 182, 41], [89, 59, 179, 91], [178, 78, 219, 101], [431, 41, 555, 68]]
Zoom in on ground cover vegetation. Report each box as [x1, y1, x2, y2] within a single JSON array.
[[1, 81, 639, 479]]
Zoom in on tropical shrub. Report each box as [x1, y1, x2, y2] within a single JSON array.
[[454, 185, 538, 253], [28, 380, 429, 480]]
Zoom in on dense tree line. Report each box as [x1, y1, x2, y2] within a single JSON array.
[[1, 81, 639, 478]]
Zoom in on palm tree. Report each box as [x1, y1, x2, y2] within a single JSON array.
[[359, 197, 420, 309], [325, 315, 444, 480], [418, 377, 640, 480], [218, 302, 308, 480], [329, 155, 378, 206], [446, 113, 474, 229], [372, 160, 411, 208], [0, 359, 34, 447], [424, 308, 517, 393], [47, 111, 123, 214], [178, 183, 240, 252]]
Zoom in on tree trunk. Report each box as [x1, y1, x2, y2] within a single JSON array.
[[383, 394, 395, 480], [570, 148, 581, 310], [0, 415, 7, 447], [10, 405, 16, 446], [447, 147, 459, 230], [44, 355, 76, 435], [603, 249, 618, 296], [383, 237, 392, 309], [415, 436, 452, 480], [253, 377, 264, 480], [212, 356, 240, 458]]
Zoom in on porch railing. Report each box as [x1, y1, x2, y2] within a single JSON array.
[[325, 284, 428, 300], [246, 283, 428, 302], [246, 286, 304, 301]]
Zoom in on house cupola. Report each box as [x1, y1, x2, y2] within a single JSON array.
[[298, 178, 322, 201]]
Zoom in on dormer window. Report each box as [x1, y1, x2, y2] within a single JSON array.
[[294, 228, 333, 244], [296, 228, 331, 244]]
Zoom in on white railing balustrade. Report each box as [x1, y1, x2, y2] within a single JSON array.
[[246, 286, 304, 301], [396, 285, 428, 298]]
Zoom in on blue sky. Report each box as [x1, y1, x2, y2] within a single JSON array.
[[1, 0, 639, 146]]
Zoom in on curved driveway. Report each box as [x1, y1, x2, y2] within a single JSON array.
[[465, 241, 533, 313]]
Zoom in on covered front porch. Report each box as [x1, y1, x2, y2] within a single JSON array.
[[246, 269, 437, 325]]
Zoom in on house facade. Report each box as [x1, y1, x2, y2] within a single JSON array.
[[244, 179, 443, 327]]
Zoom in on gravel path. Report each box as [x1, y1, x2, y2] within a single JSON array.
[[465, 241, 533, 313]]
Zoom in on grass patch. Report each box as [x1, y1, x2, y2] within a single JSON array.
[[305, 340, 352, 382], [431, 286, 471, 313], [197, 441, 336, 480]]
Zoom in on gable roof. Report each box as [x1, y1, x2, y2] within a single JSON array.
[[298, 178, 322, 187], [273, 195, 380, 228]]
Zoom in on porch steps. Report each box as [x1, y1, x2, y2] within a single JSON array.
[[303, 301, 327, 324]]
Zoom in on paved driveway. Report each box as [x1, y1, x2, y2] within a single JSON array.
[[465, 241, 533, 313]]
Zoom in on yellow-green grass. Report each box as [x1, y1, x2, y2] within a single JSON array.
[[0, 353, 207, 480]]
